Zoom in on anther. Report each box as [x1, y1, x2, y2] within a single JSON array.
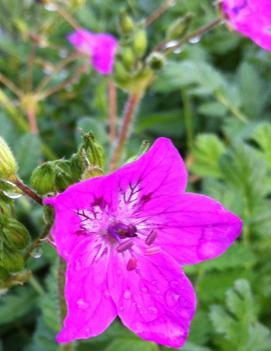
[[127, 257, 137, 271], [145, 230, 157, 246], [145, 246, 161, 256], [116, 240, 134, 253]]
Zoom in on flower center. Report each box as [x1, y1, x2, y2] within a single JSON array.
[[107, 222, 137, 240]]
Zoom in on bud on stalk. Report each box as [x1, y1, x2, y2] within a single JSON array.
[[0, 137, 17, 180]]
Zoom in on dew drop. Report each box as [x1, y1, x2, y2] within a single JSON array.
[[140, 286, 148, 293], [119, 304, 124, 311], [170, 280, 180, 290], [104, 290, 110, 298], [124, 290, 131, 299], [173, 47, 182, 54], [164, 40, 179, 49], [77, 299, 88, 309], [30, 247, 43, 259], [148, 306, 158, 314], [188, 36, 201, 44], [3, 191, 22, 199], [165, 290, 179, 307], [44, 3, 57, 11]]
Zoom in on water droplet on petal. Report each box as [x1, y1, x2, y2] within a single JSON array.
[[148, 306, 158, 314], [124, 290, 131, 299], [104, 290, 110, 298], [199, 243, 217, 259], [77, 299, 88, 309], [30, 247, 43, 259], [141, 286, 148, 293], [119, 304, 124, 311], [166, 290, 179, 307]]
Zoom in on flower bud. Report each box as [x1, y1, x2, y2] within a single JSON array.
[[79, 133, 105, 168], [3, 218, 31, 251], [122, 47, 135, 70], [166, 15, 192, 40], [81, 165, 104, 180], [146, 52, 165, 70], [133, 30, 148, 58], [119, 11, 134, 34], [55, 161, 74, 192], [31, 162, 56, 195], [0, 138, 17, 180], [0, 251, 24, 273]]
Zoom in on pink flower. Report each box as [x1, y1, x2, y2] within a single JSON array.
[[222, 0, 271, 51], [67, 29, 118, 75], [44, 138, 242, 348]]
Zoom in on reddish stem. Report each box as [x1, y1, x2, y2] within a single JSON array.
[[26, 108, 39, 134], [109, 94, 141, 171], [108, 80, 117, 143], [14, 178, 43, 205]]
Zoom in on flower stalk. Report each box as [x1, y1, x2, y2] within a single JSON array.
[[13, 177, 43, 205], [109, 93, 142, 171], [108, 80, 117, 143]]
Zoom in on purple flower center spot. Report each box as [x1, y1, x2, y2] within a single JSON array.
[[107, 222, 138, 240]]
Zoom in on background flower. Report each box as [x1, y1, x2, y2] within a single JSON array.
[[67, 29, 118, 74], [222, 0, 271, 51]]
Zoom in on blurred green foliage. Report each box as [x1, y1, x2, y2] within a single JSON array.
[[0, 0, 271, 350]]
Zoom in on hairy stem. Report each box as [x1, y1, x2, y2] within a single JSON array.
[[108, 80, 117, 143], [158, 18, 222, 52], [145, 0, 176, 27], [109, 93, 141, 171], [14, 177, 43, 205], [26, 108, 39, 134]]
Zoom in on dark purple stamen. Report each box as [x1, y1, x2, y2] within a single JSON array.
[[116, 240, 134, 252], [108, 222, 137, 240], [127, 257, 137, 271], [145, 230, 157, 245]]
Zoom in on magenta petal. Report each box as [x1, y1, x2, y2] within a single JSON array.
[[108, 249, 196, 348], [155, 193, 242, 265], [222, 0, 271, 52], [113, 137, 188, 212], [57, 239, 117, 343]]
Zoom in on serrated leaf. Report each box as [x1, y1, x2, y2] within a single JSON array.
[[209, 279, 271, 351], [190, 134, 225, 178]]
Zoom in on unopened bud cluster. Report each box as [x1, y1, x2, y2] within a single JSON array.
[[31, 133, 105, 195]]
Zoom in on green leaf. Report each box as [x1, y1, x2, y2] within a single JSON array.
[[0, 286, 38, 325], [190, 134, 225, 178], [209, 279, 271, 351], [252, 123, 271, 169]]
